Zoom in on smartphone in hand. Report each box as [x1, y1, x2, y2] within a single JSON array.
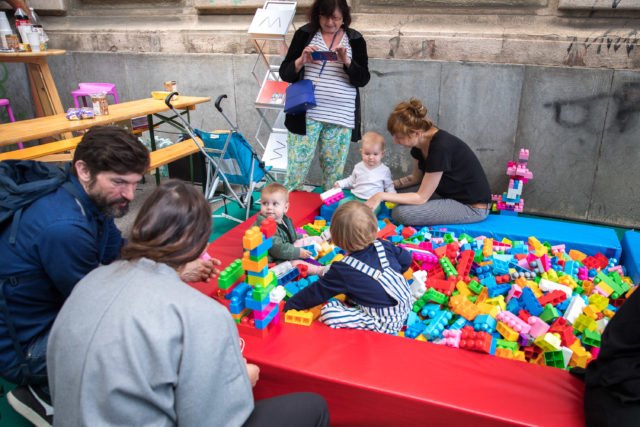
[[311, 51, 338, 61]]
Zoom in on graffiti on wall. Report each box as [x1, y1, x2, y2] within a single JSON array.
[[544, 82, 640, 133], [565, 29, 639, 65]]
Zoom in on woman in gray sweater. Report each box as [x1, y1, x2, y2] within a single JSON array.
[[47, 180, 328, 427]]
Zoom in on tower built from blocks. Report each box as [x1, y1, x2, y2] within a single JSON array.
[[492, 148, 533, 215]]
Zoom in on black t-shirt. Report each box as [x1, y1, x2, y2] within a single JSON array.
[[585, 288, 640, 402], [410, 129, 491, 204]]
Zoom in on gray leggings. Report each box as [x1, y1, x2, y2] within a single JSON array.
[[391, 187, 490, 226]]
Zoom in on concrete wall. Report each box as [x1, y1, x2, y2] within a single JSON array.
[[2, 51, 637, 227]]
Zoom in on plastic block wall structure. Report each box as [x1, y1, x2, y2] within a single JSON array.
[[492, 148, 533, 215], [226, 226, 282, 331]]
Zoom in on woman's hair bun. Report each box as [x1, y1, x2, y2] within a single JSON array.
[[408, 98, 427, 118]]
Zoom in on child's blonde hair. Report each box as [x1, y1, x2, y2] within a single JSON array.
[[261, 182, 289, 201], [361, 131, 385, 151], [330, 201, 378, 252]]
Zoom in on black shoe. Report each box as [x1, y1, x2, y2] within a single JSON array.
[[7, 385, 53, 427]]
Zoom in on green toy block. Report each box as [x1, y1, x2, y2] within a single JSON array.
[[496, 339, 518, 352], [539, 303, 560, 323], [218, 259, 243, 289], [423, 288, 448, 305], [468, 280, 483, 294], [443, 233, 455, 244], [582, 329, 601, 348], [439, 257, 458, 278], [302, 224, 321, 237], [544, 350, 565, 368]]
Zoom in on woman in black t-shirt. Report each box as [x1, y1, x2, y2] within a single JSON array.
[[365, 99, 492, 226]]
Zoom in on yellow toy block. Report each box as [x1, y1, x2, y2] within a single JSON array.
[[534, 332, 561, 352], [596, 281, 614, 297], [285, 309, 316, 326], [313, 219, 326, 228], [242, 226, 263, 250], [573, 313, 598, 333], [583, 304, 600, 320], [603, 308, 615, 319], [482, 238, 493, 258], [241, 251, 268, 272], [384, 202, 397, 209], [497, 321, 519, 341], [513, 351, 527, 362], [448, 294, 479, 321], [317, 242, 333, 258], [330, 253, 344, 264], [415, 334, 428, 342], [495, 347, 515, 359], [582, 280, 595, 295], [501, 237, 513, 245], [543, 269, 559, 282], [558, 275, 577, 289], [476, 302, 500, 318], [456, 280, 471, 297], [485, 295, 506, 311], [246, 271, 275, 287], [568, 249, 587, 262]]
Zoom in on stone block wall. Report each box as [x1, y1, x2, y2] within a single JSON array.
[[0, 1, 638, 227]]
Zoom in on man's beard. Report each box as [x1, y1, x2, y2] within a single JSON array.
[[89, 192, 130, 218]]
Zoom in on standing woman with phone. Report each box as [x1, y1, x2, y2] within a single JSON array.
[[279, 0, 370, 191]]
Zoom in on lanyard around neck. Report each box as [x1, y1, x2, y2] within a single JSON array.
[[318, 30, 340, 78]]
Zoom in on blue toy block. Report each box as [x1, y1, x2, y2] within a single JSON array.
[[229, 295, 246, 314], [404, 322, 426, 339], [406, 311, 422, 327], [423, 311, 453, 340], [556, 298, 570, 312], [506, 297, 521, 314], [284, 281, 301, 297], [474, 314, 497, 333], [302, 244, 318, 258], [249, 236, 273, 258], [318, 249, 339, 265], [622, 230, 640, 284], [487, 283, 511, 298], [420, 303, 442, 319], [449, 317, 468, 330], [245, 289, 271, 311], [278, 267, 300, 286], [227, 282, 252, 301], [389, 235, 403, 243], [520, 287, 543, 316], [320, 202, 340, 221], [491, 258, 510, 276], [253, 304, 280, 329], [246, 265, 269, 278]]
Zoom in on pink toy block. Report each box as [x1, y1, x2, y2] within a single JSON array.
[[320, 188, 345, 206], [441, 329, 461, 348], [527, 316, 550, 338], [497, 310, 531, 334]]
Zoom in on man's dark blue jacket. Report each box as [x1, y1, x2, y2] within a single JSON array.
[[0, 174, 123, 371]]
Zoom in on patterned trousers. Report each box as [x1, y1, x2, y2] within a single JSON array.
[[284, 119, 352, 191]]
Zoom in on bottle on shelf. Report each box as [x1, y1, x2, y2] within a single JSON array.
[[29, 7, 48, 48], [14, 7, 29, 27], [0, 11, 13, 50]]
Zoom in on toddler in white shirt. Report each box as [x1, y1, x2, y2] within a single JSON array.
[[334, 131, 396, 213]]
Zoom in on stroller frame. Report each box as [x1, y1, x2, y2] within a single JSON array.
[[164, 93, 275, 223]]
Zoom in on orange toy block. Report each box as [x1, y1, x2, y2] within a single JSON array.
[[449, 294, 480, 321], [242, 251, 268, 272], [243, 226, 263, 250]]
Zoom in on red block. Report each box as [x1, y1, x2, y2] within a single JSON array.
[[377, 223, 397, 239], [456, 250, 475, 278], [260, 216, 277, 239], [538, 290, 567, 307], [459, 327, 493, 354]]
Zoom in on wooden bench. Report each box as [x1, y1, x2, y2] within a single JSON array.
[[0, 137, 203, 173], [0, 136, 82, 161]]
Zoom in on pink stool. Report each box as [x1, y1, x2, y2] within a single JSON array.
[[0, 98, 23, 149], [71, 83, 120, 108]]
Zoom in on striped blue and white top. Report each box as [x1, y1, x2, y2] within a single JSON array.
[[304, 30, 356, 129]]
